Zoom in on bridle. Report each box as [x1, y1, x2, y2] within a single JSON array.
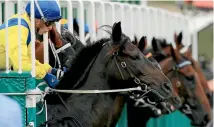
[[164, 59, 195, 115], [105, 40, 170, 115], [49, 30, 77, 69], [164, 59, 195, 89], [165, 60, 192, 76]]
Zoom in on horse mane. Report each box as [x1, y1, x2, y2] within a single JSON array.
[[56, 38, 111, 90]]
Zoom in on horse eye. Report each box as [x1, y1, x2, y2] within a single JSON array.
[[186, 75, 194, 81], [130, 56, 139, 60]]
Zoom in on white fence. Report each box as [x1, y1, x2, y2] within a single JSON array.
[[0, 0, 197, 76]]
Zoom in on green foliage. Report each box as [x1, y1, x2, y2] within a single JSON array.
[[198, 24, 213, 60]]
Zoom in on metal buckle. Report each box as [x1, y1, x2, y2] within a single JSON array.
[[134, 78, 140, 84], [121, 62, 126, 68], [113, 52, 118, 56], [173, 66, 179, 71], [141, 83, 148, 92], [147, 97, 156, 105]]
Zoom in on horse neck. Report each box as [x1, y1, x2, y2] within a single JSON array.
[[80, 56, 109, 90], [192, 60, 210, 92], [193, 73, 212, 118], [62, 41, 125, 126], [72, 57, 124, 127]]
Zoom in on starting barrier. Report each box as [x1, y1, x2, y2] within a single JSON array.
[[0, 0, 197, 127]]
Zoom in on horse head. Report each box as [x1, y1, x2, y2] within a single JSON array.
[[175, 34, 212, 120], [104, 22, 174, 107], [100, 25, 180, 116], [48, 26, 85, 70], [157, 44, 210, 126]]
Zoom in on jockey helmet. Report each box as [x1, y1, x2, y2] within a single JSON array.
[[25, 0, 62, 22]]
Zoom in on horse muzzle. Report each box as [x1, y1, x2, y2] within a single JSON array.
[[191, 114, 210, 127]]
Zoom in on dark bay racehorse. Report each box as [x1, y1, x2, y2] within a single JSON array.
[[127, 37, 182, 127], [42, 22, 178, 127]]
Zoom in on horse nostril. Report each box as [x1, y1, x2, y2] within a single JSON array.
[[162, 82, 172, 93], [203, 114, 209, 124]]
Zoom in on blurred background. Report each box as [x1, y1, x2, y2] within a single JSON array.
[[112, 0, 213, 87], [113, 0, 213, 79]]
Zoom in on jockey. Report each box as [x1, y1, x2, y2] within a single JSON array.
[[0, 0, 65, 88]]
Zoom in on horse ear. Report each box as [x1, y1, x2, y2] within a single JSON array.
[[160, 39, 168, 48], [184, 44, 192, 57], [132, 35, 138, 45], [189, 44, 192, 51], [177, 32, 183, 45], [174, 32, 177, 43], [138, 36, 147, 52], [73, 18, 79, 35], [152, 37, 159, 52], [170, 44, 182, 62], [112, 22, 122, 44]]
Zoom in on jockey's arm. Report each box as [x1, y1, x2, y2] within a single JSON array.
[[8, 25, 52, 79]]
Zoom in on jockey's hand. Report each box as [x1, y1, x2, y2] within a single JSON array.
[[51, 67, 67, 80], [43, 73, 59, 88], [62, 67, 68, 73]]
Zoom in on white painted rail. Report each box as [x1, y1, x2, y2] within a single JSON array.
[[1, 0, 199, 74]]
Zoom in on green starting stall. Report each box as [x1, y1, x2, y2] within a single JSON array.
[[0, 71, 49, 127], [115, 103, 193, 127], [0, 71, 37, 127]]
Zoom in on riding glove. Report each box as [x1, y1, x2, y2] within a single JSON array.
[[51, 67, 67, 80], [43, 73, 59, 88]]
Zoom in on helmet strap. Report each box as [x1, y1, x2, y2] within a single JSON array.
[[35, 0, 46, 22]]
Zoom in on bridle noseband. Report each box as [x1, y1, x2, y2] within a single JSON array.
[[165, 60, 192, 75]]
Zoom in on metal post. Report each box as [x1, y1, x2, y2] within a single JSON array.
[[132, 6, 141, 40], [129, 4, 134, 41], [114, 3, 123, 28], [5, 0, 9, 73], [55, 0, 61, 33], [18, 0, 22, 73], [31, 0, 35, 77], [105, 2, 115, 26], [95, 1, 106, 39], [192, 18, 198, 61], [67, 0, 73, 33], [43, 33, 49, 64], [84, 1, 96, 43], [123, 4, 132, 39], [75, 0, 85, 45]]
